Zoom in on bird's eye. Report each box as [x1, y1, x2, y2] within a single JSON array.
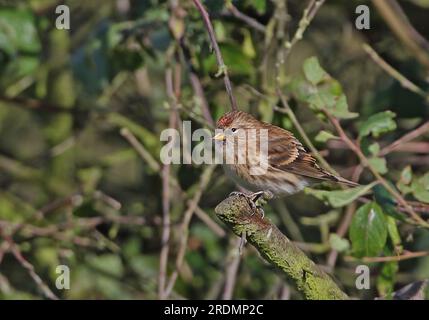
[[231, 128, 237, 133]]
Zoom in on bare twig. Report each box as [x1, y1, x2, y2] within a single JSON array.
[[194, 206, 226, 238], [158, 67, 179, 299], [327, 202, 358, 269], [273, 0, 338, 177], [372, 0, 429, 71], [324, 109, 428, 227], [222, 237, 242, 300], [327, 165, 363, 268], [380, 121, 429, 156], [0, 95, 76, 113], [179, 39, 215, 126], [120, 127, 161, 172], [345, 250, 429, 263], [163, 165, 215, 298], [0, 233, 59, 300], [224, 2, 266, 33], [34, 193, 82, 220], [280, 0, 326, 66], [363, 44, 428, 100], [192, 0, 238, 111], [329, 140, 429, 155], [120, 108, 223, 238]]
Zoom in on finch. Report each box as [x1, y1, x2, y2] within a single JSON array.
[[213, 110, 358, 198]]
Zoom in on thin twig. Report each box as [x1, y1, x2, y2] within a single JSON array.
[[192, 0, 238, 111], [194, 206, 226, 238], [120, 108, 223, 237], [158, 67, 179, 300], [379, 121, 429, 156], [329, 140, 429, 155], [327, 164, 363, 270], [273, 0, 337, 176], [224, 2, 266, 33], [282, 0, 326, 63], [0, 234, 59, 300], [222, 237, 241, 300], [179, 39, 215, 126], [324, 109, 428, 227], [327, 202, 358, 269], [164, 165, 215, 298], [372, 0, 429, 70], [120, 128, 161, 172], [363, 44, 428, 100], [345, 250, 429, 263]]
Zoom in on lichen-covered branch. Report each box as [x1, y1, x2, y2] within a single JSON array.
[[215, 194, 348, 300]]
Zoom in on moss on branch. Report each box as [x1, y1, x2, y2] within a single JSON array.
[[215, 194, 349, 300]]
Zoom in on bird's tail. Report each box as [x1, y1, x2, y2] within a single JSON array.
[[331, 175, 360, 187]]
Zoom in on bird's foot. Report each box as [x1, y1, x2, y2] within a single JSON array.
[[228, 190, 273, 218]]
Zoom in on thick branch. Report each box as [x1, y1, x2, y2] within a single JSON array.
[[215, 195, 348, 300]]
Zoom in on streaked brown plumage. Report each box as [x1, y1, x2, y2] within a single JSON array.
[[214, 110, 358, 197]]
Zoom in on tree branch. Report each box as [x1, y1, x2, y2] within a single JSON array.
[[324, 109, 429, 227], [215, 194, 349, 300], [372, 0, 429, 71], [192, 0, 238, 111], [362, 44, 428, 101], [224, 2, 266, 33]]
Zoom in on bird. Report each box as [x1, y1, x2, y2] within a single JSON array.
[[213, 110, 358, 211]]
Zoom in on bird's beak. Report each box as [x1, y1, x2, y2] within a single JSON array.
[[213, 133, 226, 141]]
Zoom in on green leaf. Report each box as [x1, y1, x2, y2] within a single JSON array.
[[411, 172, 429, 203], [0, 9, 41, 54], [368, 143, 380, 156], [386, 215, 401, 248], [358, 111, 397, 138], [377, 260, 399, 298], [303, 56, 327, 85], [349, 202, 388, 258], [305, 182, 376, 208], [373, 184, 408, 221], [400, 166, 413, 185], [329, 94, 358, 119], [248, 0, 266, 14], [87, 254, 124, 277], [78, 167, 102, 194], [203, 43, 253, 76], [397, 166, 413, 195], [242, 29, 256, 58], [368, 157, 388, 174], [329, 234, 350, 252], [315, 130, 337, 143]]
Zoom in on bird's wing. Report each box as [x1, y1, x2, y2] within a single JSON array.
[[267, 126, 302, 167], [267, 127, 342, 183]]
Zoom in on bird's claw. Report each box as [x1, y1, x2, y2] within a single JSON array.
[[228, 190, 273, 218]]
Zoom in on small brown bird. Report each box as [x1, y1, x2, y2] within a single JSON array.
[[213, 111, 358, 199]]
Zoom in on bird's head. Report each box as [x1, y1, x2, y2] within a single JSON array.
[[213, 111, 252, 142]]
